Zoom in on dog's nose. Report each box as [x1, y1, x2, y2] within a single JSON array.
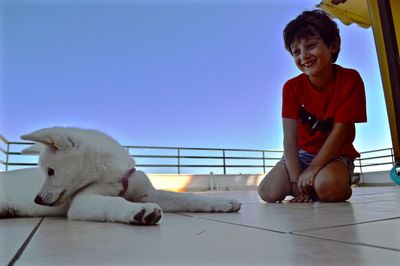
[[34, 195, 43, 205]]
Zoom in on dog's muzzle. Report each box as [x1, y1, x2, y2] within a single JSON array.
[[34, 191, 65, 206]]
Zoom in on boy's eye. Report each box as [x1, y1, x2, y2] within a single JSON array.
[[307, 43, 317, 49], [292, 49, 300, 56], [47, 167, 55, 176]]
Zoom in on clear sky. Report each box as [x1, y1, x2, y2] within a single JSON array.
[[0, 0, 392, 152]]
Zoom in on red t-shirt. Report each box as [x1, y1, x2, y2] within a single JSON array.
[[282, 65, 367, 159]]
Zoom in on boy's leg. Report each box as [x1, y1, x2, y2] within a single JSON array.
[[258, 160, 292, 202], [313, 160, 352, 202]]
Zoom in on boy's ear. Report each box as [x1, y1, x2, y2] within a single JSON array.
[[331, 37, 341, 53]]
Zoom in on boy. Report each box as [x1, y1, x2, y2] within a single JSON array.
[[258, 10, 367, 203]]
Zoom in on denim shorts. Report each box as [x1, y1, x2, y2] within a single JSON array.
[[294, 149, 355, 184]]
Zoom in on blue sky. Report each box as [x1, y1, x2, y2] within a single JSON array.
[[0, 0, 392, 153]]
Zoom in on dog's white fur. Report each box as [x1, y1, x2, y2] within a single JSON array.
[[0, 127, 241, 225]]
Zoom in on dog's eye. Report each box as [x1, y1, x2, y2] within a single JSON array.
[[47, 168, 55, 176]]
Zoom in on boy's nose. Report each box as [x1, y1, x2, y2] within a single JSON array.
[[300, 51, 310, 60]]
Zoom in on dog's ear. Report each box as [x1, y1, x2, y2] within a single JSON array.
[[21, 129, 76, 152], [21, 143, 44, 155]]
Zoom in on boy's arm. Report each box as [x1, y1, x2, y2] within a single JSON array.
[[298, 123, 350, 189], [283, 118, 301, 182]]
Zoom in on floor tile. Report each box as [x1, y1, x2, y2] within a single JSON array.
[[183, 195, 400, 233], [296, 218, 400, 251], [16, 215, 400, 266], [0, 218, 41, 265], [3, 187, 400, 265], [351, 187, 399, 195]]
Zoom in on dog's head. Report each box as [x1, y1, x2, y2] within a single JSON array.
[[21, 128, 92, 206]]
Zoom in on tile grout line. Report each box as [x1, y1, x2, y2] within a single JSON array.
[[175, 213, 287, 234], [289, 232, 400, 252], [8, 217, 45, 266], [177, 212, 400, 234], [293, 216, 400, 233], [349, 199, 399, 205], [176, 213, 400, 252]]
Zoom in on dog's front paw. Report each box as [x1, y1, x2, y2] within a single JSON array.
[[130, 203, 162, 225], [227, 199, 241, 212], [205, 198, 241, 213]]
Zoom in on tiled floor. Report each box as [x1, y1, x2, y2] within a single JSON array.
[[1, 187, 400, 266]]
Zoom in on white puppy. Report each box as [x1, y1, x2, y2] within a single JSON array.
[[0, 127, 240, 225]]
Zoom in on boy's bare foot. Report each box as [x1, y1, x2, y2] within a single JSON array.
[[290, 194, 313, 203], [289, 183, 319, 203]]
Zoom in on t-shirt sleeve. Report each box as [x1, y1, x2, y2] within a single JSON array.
[[282, 80, 300, 119], [335, 71, 367, 123]]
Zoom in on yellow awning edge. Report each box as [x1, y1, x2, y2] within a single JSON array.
[[317, 0, 371, 28]]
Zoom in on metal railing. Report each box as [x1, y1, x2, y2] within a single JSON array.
[[0, 134, 396, 174], [356, 148, 395, 173], [0, 135, 283, 174]]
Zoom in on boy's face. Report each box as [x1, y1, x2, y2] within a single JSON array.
[[290, 36, 338, 79]]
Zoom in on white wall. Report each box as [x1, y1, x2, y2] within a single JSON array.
[[148, 173, 266, 192], [148, 171, 396, 192], [360, 171, 395, 186]]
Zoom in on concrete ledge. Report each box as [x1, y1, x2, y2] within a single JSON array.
[[360, 170, 395, 186], [148, 171, 397, 192], [148, 173, 266, 192]]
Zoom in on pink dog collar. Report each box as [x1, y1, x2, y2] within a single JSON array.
[[118, 167, 136, 197]]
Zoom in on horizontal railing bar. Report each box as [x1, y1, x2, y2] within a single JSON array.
[[209, 156, 279, 160], [126, 145, 281, 153], [4, 152, 282, 159], [5, 141, 281, 152], [8, 141, 34, 145], [133, 155, 281, 160], [358, 162, 393, 167], [132, 155, 178, 159], [0, 162, 274, 168], [7, 152, 27, 156], [359, 148, 393, 154], [358, 155, 394, 161], [2, 140, 393, 155], [5, 163, 38, 166], [7, 161, 391, 169], [136, 164, 273, 168], [0, 151, 41, 156]]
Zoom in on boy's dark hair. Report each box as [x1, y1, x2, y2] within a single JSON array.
[[283, 10, 341, 62]]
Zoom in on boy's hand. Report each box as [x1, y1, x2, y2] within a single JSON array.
[[289, 182, 315, 203], [297, 166, 319, 194], [289, 166, 319, 203]]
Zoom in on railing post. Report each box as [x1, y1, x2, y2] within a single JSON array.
[[358, 157, 363, 176], [262, 151, 266, 173], [178, 148, 181, 174], [223, 149, 226, 175], [391, 148, 395, 165], [5, 141, 10, 171]]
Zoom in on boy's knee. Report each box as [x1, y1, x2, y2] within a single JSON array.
[[314, 175, 352, 202], [314, 182, 335, 201], [314, 161, 353, 202], [258, 184, 286, 203]]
